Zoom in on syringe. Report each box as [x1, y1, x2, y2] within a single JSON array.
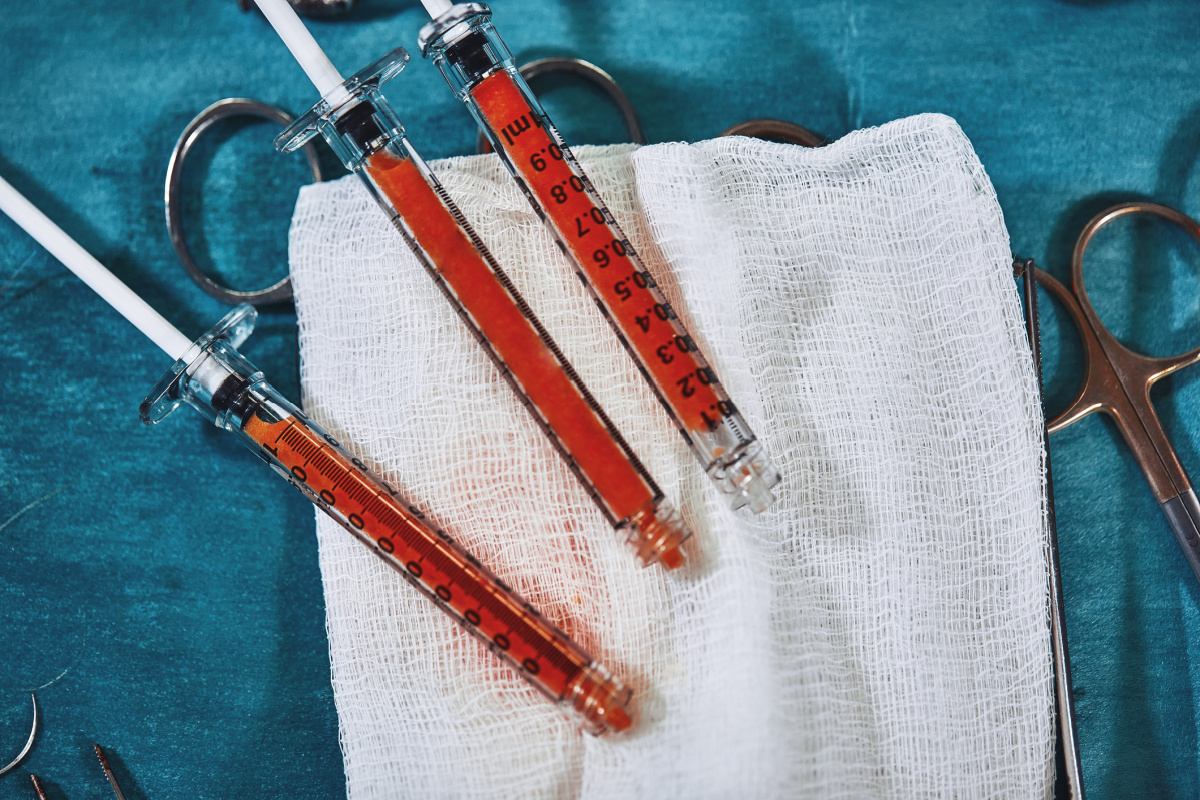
[[0, 174, 632, 736], [252, 0, 689, 569], [416, 4, 782, 513]]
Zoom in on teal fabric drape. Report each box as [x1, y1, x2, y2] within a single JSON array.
[[1, 1, 1198, 796]]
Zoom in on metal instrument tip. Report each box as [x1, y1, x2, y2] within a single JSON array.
[[93, 744, 128, 800]]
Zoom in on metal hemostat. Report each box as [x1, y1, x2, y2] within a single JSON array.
[[94, 744, 128, 800], [26, 744, 130, 800], [1033, 202, 1200, 581], [1014, 201, 1200, 798], [165, 97, 324, 306], [1014, 256, 1084, 800]]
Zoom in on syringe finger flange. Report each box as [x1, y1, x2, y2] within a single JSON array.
[[140, 304, 259, 426], [275, 47, 411, 166]]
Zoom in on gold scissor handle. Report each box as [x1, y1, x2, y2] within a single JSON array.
[[1032, 267, 1109, 432], [1071, 202, 1200, 383], [1037, 201, 1200, 503]]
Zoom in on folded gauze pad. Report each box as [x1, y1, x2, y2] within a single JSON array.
[[287, 113, 1052, 798]]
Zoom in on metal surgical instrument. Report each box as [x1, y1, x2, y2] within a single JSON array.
[[93, 744, 128, 800], [26, 744, 130, 799], [1033, 201, 1200, 582], [0, 694, 36, 777], [1016, 257, 1085, 800]]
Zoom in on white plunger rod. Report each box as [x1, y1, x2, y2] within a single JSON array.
[[420, 0, 454, 16], [254, 0, 353, 107], [0, 174, 192, 360]]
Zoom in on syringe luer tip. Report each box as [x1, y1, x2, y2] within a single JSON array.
[[711, 440, 781, 514]]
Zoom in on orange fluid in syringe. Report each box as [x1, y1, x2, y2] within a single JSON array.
[[362, 147, 685, 568], [472, 71, 727, 434], [366, 151, 653, 513], [273, 52, 691, 568], [139, 311, 636, 734], [242, 404, 632, 733]]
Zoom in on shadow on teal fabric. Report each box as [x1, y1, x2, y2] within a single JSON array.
[[1, 1, 1198, 797]]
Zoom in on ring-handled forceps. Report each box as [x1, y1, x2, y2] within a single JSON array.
[[1034, 201, 1200, 581]]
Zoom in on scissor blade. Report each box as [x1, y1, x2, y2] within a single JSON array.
[[1161, 490, 1200, 582]]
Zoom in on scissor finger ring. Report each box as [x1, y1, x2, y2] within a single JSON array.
[[165, 98, 325, 306]]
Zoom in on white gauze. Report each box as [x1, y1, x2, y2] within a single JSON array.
[[288, 112, 1052, 799]]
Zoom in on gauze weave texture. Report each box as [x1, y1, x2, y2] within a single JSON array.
[[288, 113, 1052, 798]]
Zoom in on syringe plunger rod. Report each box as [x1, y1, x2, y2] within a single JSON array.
[[0, 175, 191, 360], [420, 0, 453, 16], [254, 0, 353, 107]]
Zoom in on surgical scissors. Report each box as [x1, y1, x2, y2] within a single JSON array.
[[1034, 201, 1200, 581]]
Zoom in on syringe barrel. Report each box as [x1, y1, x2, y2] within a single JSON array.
[[419, 7, 782, 513], [273, 51, 690, 568], [140, 306, 633, 735]]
